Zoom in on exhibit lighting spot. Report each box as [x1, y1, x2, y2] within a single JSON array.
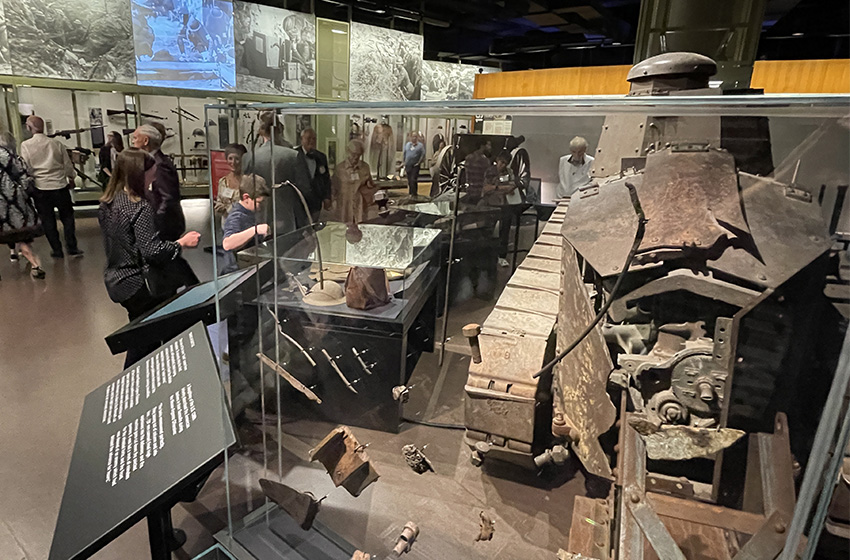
[[332, 28, 346, 34], [792, 32, 804, 36]]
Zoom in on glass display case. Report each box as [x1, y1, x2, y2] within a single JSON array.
[[203, 91, 849, 560]]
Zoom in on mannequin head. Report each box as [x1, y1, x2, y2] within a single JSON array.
[[346, 139, 365, 165]]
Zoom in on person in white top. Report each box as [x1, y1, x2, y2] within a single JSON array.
[[557, 136, 595, 199], [20, 115, 82, 258]]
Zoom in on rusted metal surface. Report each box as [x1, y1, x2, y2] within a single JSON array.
[[564, 175, 642, 278], [309, 426, 380, 497], [618, 416, 646, 560], [731, 510, 790, 560], [648, 516, 738, 560], [464, 201, 568, 457], [554, 241, 617, 479], [637, 148, 748, 258], [568, 496, 611, 559], [464, 385, 536, 444], [627, 497, 688, 560], [743, 413, 796, 517], [608, 269, 761, 322], [646, 493, 766, 535], [710, 173, 832, 289], [640, 426, 745, 461], [258, 478, 322, 530], [592, 114, 649, 178]]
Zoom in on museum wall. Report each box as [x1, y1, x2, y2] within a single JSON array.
[[0, 1, 490, 103]]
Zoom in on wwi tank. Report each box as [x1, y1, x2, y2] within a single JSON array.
[[464, 52, 838, 490]]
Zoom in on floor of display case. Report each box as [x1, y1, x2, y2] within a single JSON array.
[[206, 337, 604, 560]]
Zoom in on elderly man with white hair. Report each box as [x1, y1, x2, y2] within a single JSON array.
[[20, 114, 82, 259], [557, 136, 595, 199], [133, 123, 185, 242]]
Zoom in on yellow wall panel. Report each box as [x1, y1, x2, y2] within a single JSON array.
[[474, 65, 630, 98], [751, 59, 850, 93], [474, 60, 850, 98]]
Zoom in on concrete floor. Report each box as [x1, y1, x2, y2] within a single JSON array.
[[0, 198, 593, 560]]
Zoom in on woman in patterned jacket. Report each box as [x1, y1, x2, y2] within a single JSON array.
[[98, 148, 201, 367], [0, 131, 45, 279]]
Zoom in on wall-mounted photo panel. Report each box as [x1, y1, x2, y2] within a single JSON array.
[[350, 22, 422, 102], [132, 0, 236, 91], [4, 0, 135, 83], [421, 61, 498, 101], [234, 2, 315, 98], [0, 1, 11, 75]]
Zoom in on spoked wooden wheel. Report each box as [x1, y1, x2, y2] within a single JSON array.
[[436, 145, 456, 195], [510, 147, 531, 192]]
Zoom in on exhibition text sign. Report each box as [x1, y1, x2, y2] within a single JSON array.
[[49, 322, 236, 560]]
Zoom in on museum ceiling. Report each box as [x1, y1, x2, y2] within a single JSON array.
[[271, 0, 848, 70]]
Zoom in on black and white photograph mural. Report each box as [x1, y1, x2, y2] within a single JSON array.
[[234, 2, 315, 97], [349, 23, 422, 102], [132, 0, 235, 91], [0, 2, 11, 75], [421, 61, 498, 101], [4, 0, 135, 83]]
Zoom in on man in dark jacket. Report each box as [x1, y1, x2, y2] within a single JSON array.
[[295, 128, 331, 221], [133, 123, 186, 242]]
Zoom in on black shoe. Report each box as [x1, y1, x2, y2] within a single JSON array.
[[10, 251, 18, 262], [31, 266, 45, 279], [50, 251, 64, 259], [68, 249, 84, 258]]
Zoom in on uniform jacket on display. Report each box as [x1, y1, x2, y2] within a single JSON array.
[[145, 150, 186, 242], [295, 146, 331, 216]]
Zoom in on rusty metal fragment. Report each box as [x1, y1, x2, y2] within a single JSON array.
[[392, 522, 419, 556], [257, 353, 322, 404], [258, 478, 321, 530], [475, 511, 495, 542], [309, 426, 379, 497], [640, 425, 745, 461], [401, 444, 434, 474]]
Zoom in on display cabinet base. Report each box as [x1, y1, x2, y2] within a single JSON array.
[[214, 503, 356, 560]]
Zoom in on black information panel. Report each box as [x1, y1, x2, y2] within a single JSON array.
[[49, 322, 237, 560]]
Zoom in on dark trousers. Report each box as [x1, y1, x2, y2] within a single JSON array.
[[120, 287, 165, 368], [498, 206, 514, 259], [406, 164, 420, 196], [33, 187, 78, 255]]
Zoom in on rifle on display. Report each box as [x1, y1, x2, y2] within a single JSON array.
[[171, 107, 198, 121], [48, 126, 98, 139], [107, 109, 162, 120]]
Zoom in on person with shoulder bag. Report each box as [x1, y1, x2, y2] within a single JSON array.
[[98, 148, 201, 367], [0, 131, 45, 279]]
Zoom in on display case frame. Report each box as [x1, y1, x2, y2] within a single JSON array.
[[204, 94, 850, 560]]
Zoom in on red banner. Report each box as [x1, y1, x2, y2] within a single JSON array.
[[209, 150, 230, 198]]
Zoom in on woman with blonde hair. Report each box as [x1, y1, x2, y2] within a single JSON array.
[[98, 148, 201, 366]]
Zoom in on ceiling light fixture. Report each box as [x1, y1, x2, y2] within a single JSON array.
[[792, 32, 804, 36]]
